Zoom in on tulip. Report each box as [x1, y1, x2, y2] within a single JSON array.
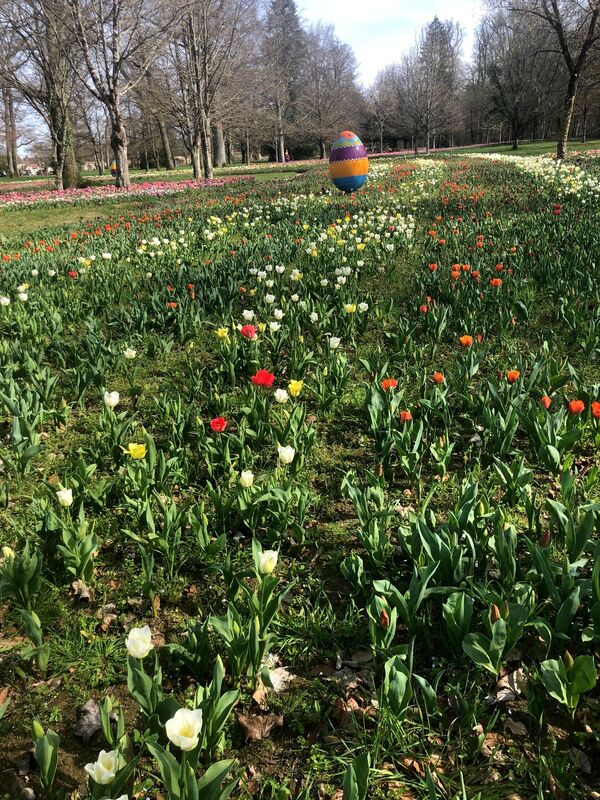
[[568, 399, 585, 415], [274, 388, 289, 404], [459, 335, 474, 347], [17, 292, 28, 302], [288, 379, 303, 397], [310, 312, 319, 322], [381, 378, 398, 391], [239, 470, 254, 488], [592, 401, 600, 419], [57, 487, 73, 507], [123, 348, 137, 359], [215, 327, 229, 339], [2, 546, 15, 560], [251, 369, 275, 387], [399, 410, 413, 423], [358, 302, 369, 313], [278, 445, 295, 465], [103, 391, 120, 409], [259, 549, 278, 574], [269, 321, 281, 332], [329, 336, 341, 350], [125, 625, 153, 659], [265, 294, 275, 304], [84, 750, 119, 785], [166, 708, 203, 751], [273, 308, 284, 320], [0, 297, 10, 306], [433, 371, 444, 384], [240, 324, 257, 340], [242, 309, 255, 321], [123, 442, 147, 459], [344, 303, 357, 313], [506, 370, 520, 384], [210, 417, 228, 433], [540, 395, 552, 410]]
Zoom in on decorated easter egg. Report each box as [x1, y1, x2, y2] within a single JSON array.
[[329, 131, 368, 193], [110, 160, 117, 178]]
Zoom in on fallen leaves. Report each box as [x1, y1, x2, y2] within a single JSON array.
[[235, 711, 283, 741]]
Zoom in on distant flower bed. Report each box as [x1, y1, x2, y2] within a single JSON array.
[[0, 175, 252, 209]]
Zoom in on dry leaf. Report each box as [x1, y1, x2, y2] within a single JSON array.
[[309, 662, 335, 677], [269, 666, 297, 693], [486, 668, 526, 704], [569, 747, 591, 774], [71, 580, 92, 602], [73, 699, 102, 742], [235, 711, 283, 741], [251, 682, 268, 709], [0, 687, 9, 705], [506, 719, 528, 737]]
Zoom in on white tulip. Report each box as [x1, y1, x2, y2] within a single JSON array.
[[0, 297, 10, 307], [274, 389, 289, 404], [166, 708, 203, 751], [265, 294, 275, 304], [17, 292, 28, 302], [337, 276, 346, 285], [242, 309, 255, 321], [125, 625, 153, 659], [123, 348, 137, 359], [269, 321, 281, 332], [275, 265, 285, 274], [358, 302, 369, 313], [16, 284, 26, 292], [277, 445, 295, 465], [329, 337, 341, 350], [291, 294, 299, 302], [320, 279, 328, 287], [84, 750, 119, 785], [273, 308, 284, 320], [249, 268, 258, 275], [258, 270, 267, 279], [57, 488, 73, 507], [265, 279, 274, 288], [48, 269, 56, 277], [102, 252, 112, 259], [259, 549, 278, 575], [31, 269, 39, 277], [239, 470, 254, 488], [310, 312, 319, 323], [103, 391, 120, 409]]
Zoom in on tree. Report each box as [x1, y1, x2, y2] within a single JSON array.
[[262, 0, 307, 161], [66, 0, 185, 187], [0, 0, 84, 188], [500, 0, 600, 158]]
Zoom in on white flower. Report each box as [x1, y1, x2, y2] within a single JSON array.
[[84, 750, 119, 785], [17, 292, 28, 302], [102, 252, 112, 259], [146, 272, 153, 279], [166, 708, 203, 751], [273, 308, 284, 320], [274, 388, 289, 404], [239, 470, 254, 488], [57, 488, 73, 507], [329, 336, 341, 350], [242, 309, 255, 321], [47, 269, 56, 277], [310, 312, 319, 323], [0, 297, 10, 307], [275, 264, 285, 274], [249, 268, 258, 275], [265, 279, 274, 288], [277, 445, 295, 465], [16, 284, 26, 292], [337, 276, 346, 285], [358, 302, 369, 313], [269, 321, 281, 332], [31, 269, 39, 277], [259, 549, 278, 575], [257, 270, 267, 280], [125, 625, 153, 659], [265, 294, 275, 304], [123, 348, 137, 359], [320, 279, 328, 287], [103, 391, 120, 409], [342, 266, 352, 276], [291, 294, 299, 302]]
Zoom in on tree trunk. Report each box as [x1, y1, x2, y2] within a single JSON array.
[[581, 102, 588, 143], [557, 73, 578, 160], [191, 132, 202, 179], [3, 89, 18, 177], [225, 131, 232, 164], [110, 105, 130, 188], [212, 122, 226, 168], [156, 117, 175, 169], [318, 138, 325, 159], [199, 110, 213, 178], [243, 128, 250, 164]]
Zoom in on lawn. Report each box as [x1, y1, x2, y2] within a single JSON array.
[[0, 153, 599, 800]]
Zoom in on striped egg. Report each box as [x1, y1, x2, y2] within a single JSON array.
[[329, 131, 368, 193]]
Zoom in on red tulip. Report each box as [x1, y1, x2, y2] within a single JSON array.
[[568, 399, 585, 415], [210, 416, 228, 433], [251, 369, 275, 387]]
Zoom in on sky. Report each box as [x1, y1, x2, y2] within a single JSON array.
[[298, 0, 485, 86]]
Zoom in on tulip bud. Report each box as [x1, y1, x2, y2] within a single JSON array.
[[490, 604, 501, 623]]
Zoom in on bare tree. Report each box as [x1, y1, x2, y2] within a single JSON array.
[[498, 0, 600, 158], [66, 0, 186, 187]]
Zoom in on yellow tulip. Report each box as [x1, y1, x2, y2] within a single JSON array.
[[288, 379, 304, 397], [215, 327, 229, 339], [123, 443, 147, 459]]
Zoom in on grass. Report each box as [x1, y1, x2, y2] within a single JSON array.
[[449, 138, 600, 156]]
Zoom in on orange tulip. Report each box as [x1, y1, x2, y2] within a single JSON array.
[[459, 335, 474, 347], [433, 371, 445, 384], [506, 370, 520, 384], [540, 395, 552, 410], [568, 399, 585, 415], [381, 378, 398, 391], [399, 410, 413, 423]]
